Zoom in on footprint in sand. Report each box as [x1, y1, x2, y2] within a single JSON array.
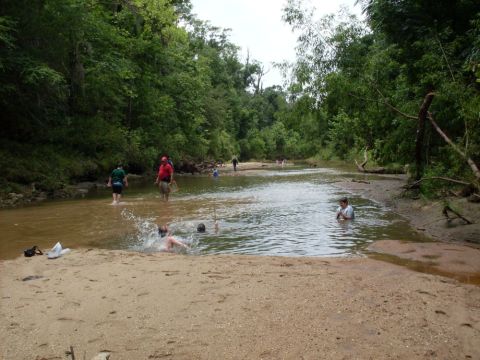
[[208, 275, 230, 280], [87, 337, 102, 344]]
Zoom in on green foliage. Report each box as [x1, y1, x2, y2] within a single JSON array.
[[280, 0, 480, 182], [419, 162, 460, 198], [327, 111, 358, 159], [2, 0, 479, 196], [1, 0, 294, 193]]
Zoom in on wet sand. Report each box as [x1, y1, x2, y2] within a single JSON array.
[[1, 250, 480, 360]]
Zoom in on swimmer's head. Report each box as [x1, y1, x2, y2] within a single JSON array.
[[197, 223, 206, 233], [158, 225, 168, 237]]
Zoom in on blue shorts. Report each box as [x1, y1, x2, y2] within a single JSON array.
[[112, 182, 123, 194]]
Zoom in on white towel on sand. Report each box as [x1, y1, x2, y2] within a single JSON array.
[[47, 242, 71, 259]]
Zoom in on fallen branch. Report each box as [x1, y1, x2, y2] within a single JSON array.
[[468, 193, 480, 203], [351, 179, 370, 184], [427, 112, 480, 183], [442, 205, 473, 225], [405, 176, 472, 189], [354, 148, 386, 174], [375, 89, 418, 120]]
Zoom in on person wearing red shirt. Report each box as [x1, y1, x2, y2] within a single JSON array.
[[155, 156, 174, 201]]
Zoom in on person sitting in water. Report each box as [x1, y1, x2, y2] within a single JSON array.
[[158, 225, 189, 251], [336, 197, 355, 220], [212, 166, 219, 178]]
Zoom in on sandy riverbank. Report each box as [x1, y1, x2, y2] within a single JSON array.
[[1, 250, 480, 360]]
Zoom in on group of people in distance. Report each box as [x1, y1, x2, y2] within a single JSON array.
[[108, 157, 355, 252]]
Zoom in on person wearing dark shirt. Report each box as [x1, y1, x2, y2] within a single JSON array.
[[107, 164, 128, 205]]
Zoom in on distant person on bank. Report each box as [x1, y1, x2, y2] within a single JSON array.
[[107, 164, 128, 205], [232, 157, 239, 171], [155, 156, 174, 201], [336, 197, 355, 220]]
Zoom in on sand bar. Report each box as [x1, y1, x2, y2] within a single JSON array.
[[1, 249, 480, 359]]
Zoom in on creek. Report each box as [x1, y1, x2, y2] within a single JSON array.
[[0, 166, 428, 259]]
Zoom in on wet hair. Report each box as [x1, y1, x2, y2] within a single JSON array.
[[197, 223, 206, 233], [158, 225, 168, 237], [339, 197, 348, 204]]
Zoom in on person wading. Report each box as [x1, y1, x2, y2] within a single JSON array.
[[336, 197, 355, 220], [232, 156, 239, 172], [155, 156, 174, 201], [107, 164, 128, 205]]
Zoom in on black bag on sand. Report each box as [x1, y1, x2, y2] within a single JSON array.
[[24, 246, 43, 257]]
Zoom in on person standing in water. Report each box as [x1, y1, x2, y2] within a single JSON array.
[[212, 165, 219, 178], [232, 156, 239, 172], [107, 164, 128, 205], [155, 156, 174, 201], [336, 197, 355, 220]]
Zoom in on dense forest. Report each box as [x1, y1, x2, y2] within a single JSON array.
[[1, 0, 479, 196]]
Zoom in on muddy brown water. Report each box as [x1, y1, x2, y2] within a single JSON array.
[[0, 166, 430, 260]]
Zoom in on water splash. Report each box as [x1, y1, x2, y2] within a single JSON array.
[[121, 208, 159, 249], [121, 209, 194, 253]]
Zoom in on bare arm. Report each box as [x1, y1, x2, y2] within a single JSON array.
[[167, 236, 189, 249]]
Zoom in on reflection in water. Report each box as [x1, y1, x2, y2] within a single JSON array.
[[0, 167, 428, 259]]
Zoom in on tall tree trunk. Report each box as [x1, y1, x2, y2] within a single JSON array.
[[414, 92, 435, 180]]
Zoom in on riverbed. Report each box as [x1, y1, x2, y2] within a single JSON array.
[[0, 166, 428, 259]]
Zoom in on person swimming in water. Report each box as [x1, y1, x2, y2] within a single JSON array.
[[158, 225, 189, 251], [197, 221, 219, 233]]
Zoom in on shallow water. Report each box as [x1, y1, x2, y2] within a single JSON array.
[[0, 166, 429, 259]]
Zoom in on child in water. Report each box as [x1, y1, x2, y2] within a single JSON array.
[[197, 222, 219, 233], [158, 225, 189, 251], [336, 197, 355, 220]]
